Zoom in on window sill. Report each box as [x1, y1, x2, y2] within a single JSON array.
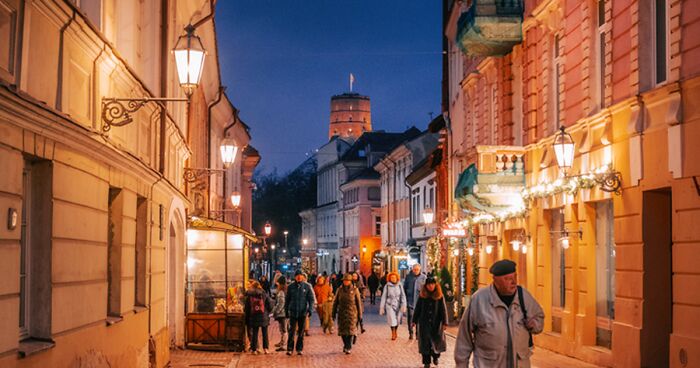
[[18, 339, 55, 358], [133, 306, 148, 314], [106, 316, 124, 326]]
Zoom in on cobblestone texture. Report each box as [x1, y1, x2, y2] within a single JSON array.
[[170, 299, 603, 368]]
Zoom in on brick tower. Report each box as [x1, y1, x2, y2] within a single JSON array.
[[329, 92, 371, 140]]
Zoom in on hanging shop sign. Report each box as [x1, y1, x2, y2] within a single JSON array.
[[398, 259, 409, 270], [442, 227, 468, 237]]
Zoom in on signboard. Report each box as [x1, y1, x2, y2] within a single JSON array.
[[398, 259, 409, 270], [351, 255, 359, 263], [442, 227, 467, 237]]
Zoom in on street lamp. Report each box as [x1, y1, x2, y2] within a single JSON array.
[[173, 24, 206, 97], [101, 24, 205, 132], [264, 222, 272, 236], [230, 191, 241, 208], [220, 139, 239, 169], [422, 207, 435, 224], [553, 126, 575, 174]]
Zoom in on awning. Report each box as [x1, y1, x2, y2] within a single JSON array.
[[187, 216, 259, 243], [454, 164, 525, 217]]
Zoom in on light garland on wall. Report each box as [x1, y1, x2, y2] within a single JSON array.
[[521, 164, 622, 201]]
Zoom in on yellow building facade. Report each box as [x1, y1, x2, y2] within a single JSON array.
[[0, 0, 254, 367]]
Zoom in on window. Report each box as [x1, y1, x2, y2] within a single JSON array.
[[368, 186, 380, 201], [108, 188, 124, 318], [20, 158, 53, 341], [595, 0, 610, 110], [135, 196, 147, 307], [429, 187, 434, 210], [595, 200, 615, 348], [653, 0, 668, 84], [550, 208, 565, 332], [490, 83, 498, 144]]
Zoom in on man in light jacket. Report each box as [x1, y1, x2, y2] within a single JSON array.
[[454, 260, 544, 368], [404, 263, 427, 340]]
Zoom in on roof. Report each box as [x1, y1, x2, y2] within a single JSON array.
[[340, 127, 422, 161], [331, 92, 370, 101]]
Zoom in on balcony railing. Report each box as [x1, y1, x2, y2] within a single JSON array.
[[456, 0, 524, 57]]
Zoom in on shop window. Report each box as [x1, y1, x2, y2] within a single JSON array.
[[595, 200, 615, 348], [107, 188, 124, 319], [20, 159, 53, 341], [135, 196, 147, 307], [550, 208, 565, 333]]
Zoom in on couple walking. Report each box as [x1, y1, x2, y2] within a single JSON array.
[[378, 266, 449, 368]]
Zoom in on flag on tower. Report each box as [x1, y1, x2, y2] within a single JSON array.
[[350, 73, 355, 91]]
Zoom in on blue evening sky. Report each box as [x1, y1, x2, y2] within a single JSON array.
[[215, 1, 442, 173]]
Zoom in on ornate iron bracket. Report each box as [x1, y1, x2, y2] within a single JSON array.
[[101, 97, 188, 132], [183, 168, 225, 183]]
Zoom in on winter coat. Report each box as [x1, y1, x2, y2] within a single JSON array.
[[332, 284, 363, 336], [367, 273, 380, 291], [380, 282, 407, 327], [284, 281, 315, 319], [244, 288, 273, 327], [272, 289, 286, 319], [313, 282, 333, 304], [413, 288, 448, 355], [404, 272, 427, 308], [454, 285, 544, 368]]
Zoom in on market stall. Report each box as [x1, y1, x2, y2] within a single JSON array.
[[185, 217, 257, 351]]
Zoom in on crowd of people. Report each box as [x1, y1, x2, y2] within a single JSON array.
[[242, 259, 544, 368]]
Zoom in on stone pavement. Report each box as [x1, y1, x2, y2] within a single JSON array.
[[170, 298, 603, 368]]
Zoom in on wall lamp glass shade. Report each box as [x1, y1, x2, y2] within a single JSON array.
[[173, 26, 206, 97], [302, 238, 308, 245], [220, 139, 238, 169], [230, 192, 241, 208], [510, 240, 521, 251], [422, 207, 435, 224], [553, 126, 575, 171], [264, 222, 272, 236]]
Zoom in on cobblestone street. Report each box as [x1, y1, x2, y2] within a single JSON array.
[[170, 299, 603, 368]]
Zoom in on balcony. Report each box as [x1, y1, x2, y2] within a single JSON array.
[[456, 0, 524, 57], [455, 146, 525, 216]]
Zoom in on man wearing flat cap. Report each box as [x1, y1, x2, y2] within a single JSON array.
[[454, 259, 544, 368]]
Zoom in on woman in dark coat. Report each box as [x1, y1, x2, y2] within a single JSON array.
[[244, 280, 274, 354], [332, 274, 363, 354], [412, 276, 448, 368]]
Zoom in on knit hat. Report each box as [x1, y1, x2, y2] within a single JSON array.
[[295, 270, 304, 276], [425, 276, 437, 284]]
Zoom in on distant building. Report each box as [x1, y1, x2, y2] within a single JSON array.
[[329, 92, 371, 140]]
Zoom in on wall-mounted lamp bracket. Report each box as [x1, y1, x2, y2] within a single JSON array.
[[101, 97, 188, 132]]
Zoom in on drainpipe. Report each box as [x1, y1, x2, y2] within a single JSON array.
[[206, 86, 225, 217], [55, 10, 76, 111]]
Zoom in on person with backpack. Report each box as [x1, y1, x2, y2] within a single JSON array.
[[454, 259, 544, 368], [244, 280, 273, 354]]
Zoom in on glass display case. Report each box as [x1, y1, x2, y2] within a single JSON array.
[[184, 217, 254, 351]]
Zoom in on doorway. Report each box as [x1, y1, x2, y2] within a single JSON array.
[[641, 189, 672, 367]]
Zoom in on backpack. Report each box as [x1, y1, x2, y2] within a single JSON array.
[[250, 294, 265, 315]]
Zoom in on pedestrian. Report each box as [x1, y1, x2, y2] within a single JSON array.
[[272, 270, 283, 288], [379, 271, 388, 293], [351, 272, 367, 334], [301, 273, 316, 336], [404, 263, 427, 340], [367, 271, 380, 305], [259, 275, 271, 294], [332, 274, 363, 354], [333, 272, 343, 292], [272, 277, 288, 351], [454, 259, 544, 368], [313, 275, 335, 334], [244, 280, 273, 354], [284, 270, 315, 356], [379, 271, 407, 340], [413, 276, 448, 368]]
